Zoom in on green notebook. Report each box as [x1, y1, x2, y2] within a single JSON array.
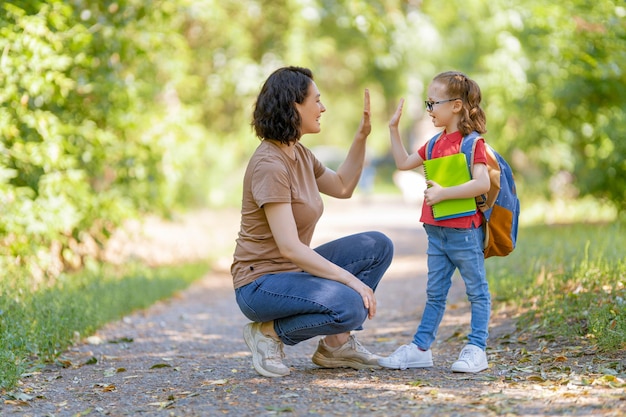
[[423, 153, 476, 220]]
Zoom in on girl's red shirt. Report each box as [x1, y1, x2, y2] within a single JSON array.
[[417, 130, 487, 228]]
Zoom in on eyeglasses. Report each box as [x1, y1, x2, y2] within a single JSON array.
[[424, 98, 461, 112]]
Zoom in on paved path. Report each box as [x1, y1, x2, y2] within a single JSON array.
[[4, 195, 622, 416]]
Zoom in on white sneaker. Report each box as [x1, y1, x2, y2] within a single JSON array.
[[451, 344, 488, 373], [243, 322, 290, 377], [378, 343, 433, 370]]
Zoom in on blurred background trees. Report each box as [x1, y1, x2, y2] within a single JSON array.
[[1, 0, 624, 280]]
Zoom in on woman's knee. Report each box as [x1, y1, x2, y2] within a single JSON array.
[[366, 231, 393, 251], [362, 231, 394, 266], [333, 294, 368, 330]]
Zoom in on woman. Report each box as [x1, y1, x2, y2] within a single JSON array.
[[231, 66, 394, 378]]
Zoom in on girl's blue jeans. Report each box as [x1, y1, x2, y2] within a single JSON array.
[[235, 231, 394, 346], [414, 224, 491, 350]]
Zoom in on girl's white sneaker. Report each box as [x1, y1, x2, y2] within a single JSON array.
[[451, 344, 488, 373], [378, 343, 433, 370]]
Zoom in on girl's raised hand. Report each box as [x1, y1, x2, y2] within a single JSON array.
[[389, 98, 405, 129]]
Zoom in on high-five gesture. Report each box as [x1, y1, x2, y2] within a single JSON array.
[[389, 98, 404, 129], [356, 89, 372, 139], [388, 98, 424, 171]]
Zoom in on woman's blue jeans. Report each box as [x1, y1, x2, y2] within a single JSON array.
[[235, 231, 394, 346], [414, 224, 491, 350]]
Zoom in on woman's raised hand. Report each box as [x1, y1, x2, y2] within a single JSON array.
[[356, 89, 372, 139]]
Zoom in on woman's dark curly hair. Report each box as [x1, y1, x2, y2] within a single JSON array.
[[252, 66, 313, 144], [433, 71, 486, 136]]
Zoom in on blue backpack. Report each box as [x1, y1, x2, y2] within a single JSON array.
[[426, 131, 520, 258]]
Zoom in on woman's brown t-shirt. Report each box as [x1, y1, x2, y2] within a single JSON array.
[[231, 140, 326, 289]]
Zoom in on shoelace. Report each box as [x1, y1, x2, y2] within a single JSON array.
[[458, 347, 477, 363], [266, 338, 286, 360], [392, 345, 414, 369], [348, 335, 371, 354]]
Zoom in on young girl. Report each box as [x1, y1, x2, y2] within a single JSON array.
[[379, 71, 491, 373]]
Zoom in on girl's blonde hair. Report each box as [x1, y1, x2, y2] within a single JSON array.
[[433, 71, 486, 136]]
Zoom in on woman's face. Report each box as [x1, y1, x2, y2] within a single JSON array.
[[295, 81, 326, 136]]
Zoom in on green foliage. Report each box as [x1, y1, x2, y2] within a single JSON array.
[[0, 261, 209, 389], [0, 1, 211, 278], [2, 0, 624, 281], [418, 0, 626, 214], [487, 222, 626, 351], [505, 0, 626, 210]]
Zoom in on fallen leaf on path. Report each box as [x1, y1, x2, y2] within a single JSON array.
[[103, 367, 118, 377], [4, 399, 30, 406], [592, 375, 626, 388], [148, 400, 175, 409], [5, 392, 33, 402], [84, 356, 97, 365], [93, 383, 117, 392], [408, 379, 430, 387], [203, 379, 228, 385], [108, 337, 134, 344], [150, 363, 172, 369]]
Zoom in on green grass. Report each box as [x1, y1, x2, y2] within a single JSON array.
[[519, 195, 619, 226], [487, 222, 625, 352], [0, 262, 209, 390]]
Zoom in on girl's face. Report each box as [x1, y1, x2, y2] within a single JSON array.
[[295, 81, 326, 136], [426, 81, 461, 132]]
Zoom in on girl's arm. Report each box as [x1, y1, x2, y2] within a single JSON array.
[[424, 163, 490, 206], [389, 99, 424, 170], [316, 89, 371, 199], [263, 202, 377, 319]]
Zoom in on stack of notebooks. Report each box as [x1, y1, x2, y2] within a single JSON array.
[[423, 153, 476, 220]]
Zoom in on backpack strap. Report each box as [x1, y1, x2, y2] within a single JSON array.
[[460, 131, 489, 211], [425, 132, 444, 160], [459, 131, 481, 176]]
